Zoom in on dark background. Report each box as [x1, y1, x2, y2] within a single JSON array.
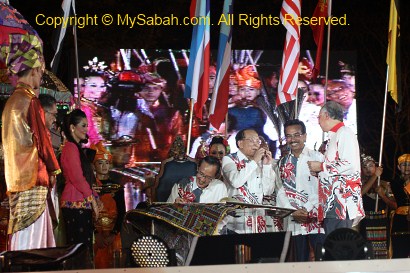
[[8, 0, 410, 179]]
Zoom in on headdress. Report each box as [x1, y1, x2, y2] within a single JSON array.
[[338, 61, 355, 76], [167, 135, 187, 160], [142, 72, 167, 88], [83, 57, 107, 75], [360, 154, 376, 165], [195, 134, 230, 161], [0, 3, 44, 76], [90, 141, 112, 163], [236, 65, 261, 89], [398, 154, 410, 165]]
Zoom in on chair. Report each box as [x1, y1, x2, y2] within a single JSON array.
[[154, 157, 197, 202]]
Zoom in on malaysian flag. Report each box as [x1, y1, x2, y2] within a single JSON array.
[[184, 0, 211, 119], [209, 0, 233, 129], [276, 0, 301, 105]]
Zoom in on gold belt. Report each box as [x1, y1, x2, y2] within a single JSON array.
[[395, 206, 410, 215]]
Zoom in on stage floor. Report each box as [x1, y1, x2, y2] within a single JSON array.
[[54, 259, 410, 273]]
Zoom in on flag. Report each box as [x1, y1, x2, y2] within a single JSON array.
[[387, 0, 401, 110], [50, 0, 74, 73], [209, 0, 233, 129], [184, 0, 211, 119], [311, 0, 328, 81], [276, 0, 301, 105]]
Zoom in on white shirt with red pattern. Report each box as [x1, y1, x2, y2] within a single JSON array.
[[318, 122, 364, 226], [276, 146, 325, 236], [222, 150, 278, 233], [166, 176, 228, 204]]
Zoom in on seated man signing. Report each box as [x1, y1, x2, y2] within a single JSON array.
[[167, 156, 227, 203]]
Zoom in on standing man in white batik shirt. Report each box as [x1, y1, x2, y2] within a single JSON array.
[[222, 128, 277, 233], [308, 101, 364, 235], [276, 119, 325, 261]]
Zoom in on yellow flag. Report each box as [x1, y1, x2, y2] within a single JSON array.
[[386, 0, 400, 104]]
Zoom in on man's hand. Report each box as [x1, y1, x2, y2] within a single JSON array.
[[49, 175, 56, 188], [375, 186, 386, 198], [375, 166, 383, 177], [292, 208, 309, 223], [262, 150, 273, 165], [175, 197, 188, 204], [254, 148, 272, 164], [307, 161, 323, 174]]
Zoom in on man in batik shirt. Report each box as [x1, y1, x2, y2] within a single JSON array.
[[222, 128, 277, 233], [308, 101, 364, 235], [276, 119, 325, 261]]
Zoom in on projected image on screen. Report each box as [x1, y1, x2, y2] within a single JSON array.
[[74, 49, 357, 166]]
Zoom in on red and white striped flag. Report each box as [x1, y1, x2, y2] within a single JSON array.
[[276, 0, 301, 105]]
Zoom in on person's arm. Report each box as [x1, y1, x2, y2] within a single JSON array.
[[61, 142, 93, 198], [167, 183, 180, 203], [28, 98, 60, 176], [361, 166, 383, 195], [222, 156, 258, 189], [376, 182, 397, 210]]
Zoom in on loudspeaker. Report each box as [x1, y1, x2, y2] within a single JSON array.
[[315, 228, 374, 261], [0, 243, 92, 272]]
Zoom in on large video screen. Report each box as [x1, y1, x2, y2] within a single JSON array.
[[74, 49, 356, 165]]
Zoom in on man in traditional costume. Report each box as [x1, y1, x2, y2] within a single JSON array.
[[0, 2, 61, 250], [91, 141, 125, 268]]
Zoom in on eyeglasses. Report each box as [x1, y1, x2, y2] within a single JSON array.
[[400, 162, 410, 167], [243, 138, 262, 145], [285, 133, 304, 140], [45, 110, 58, 118], [197, 170, 214, 182]]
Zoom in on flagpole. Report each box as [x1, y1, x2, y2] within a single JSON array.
[[224, 113, 228, 138], [294, 88, 298, 118], [186, 99, 195, 155], [323, 0, 332, 103], [375, 66, 389, 212], [72, 0, 81, 108], [322, 0, 332, 142]]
